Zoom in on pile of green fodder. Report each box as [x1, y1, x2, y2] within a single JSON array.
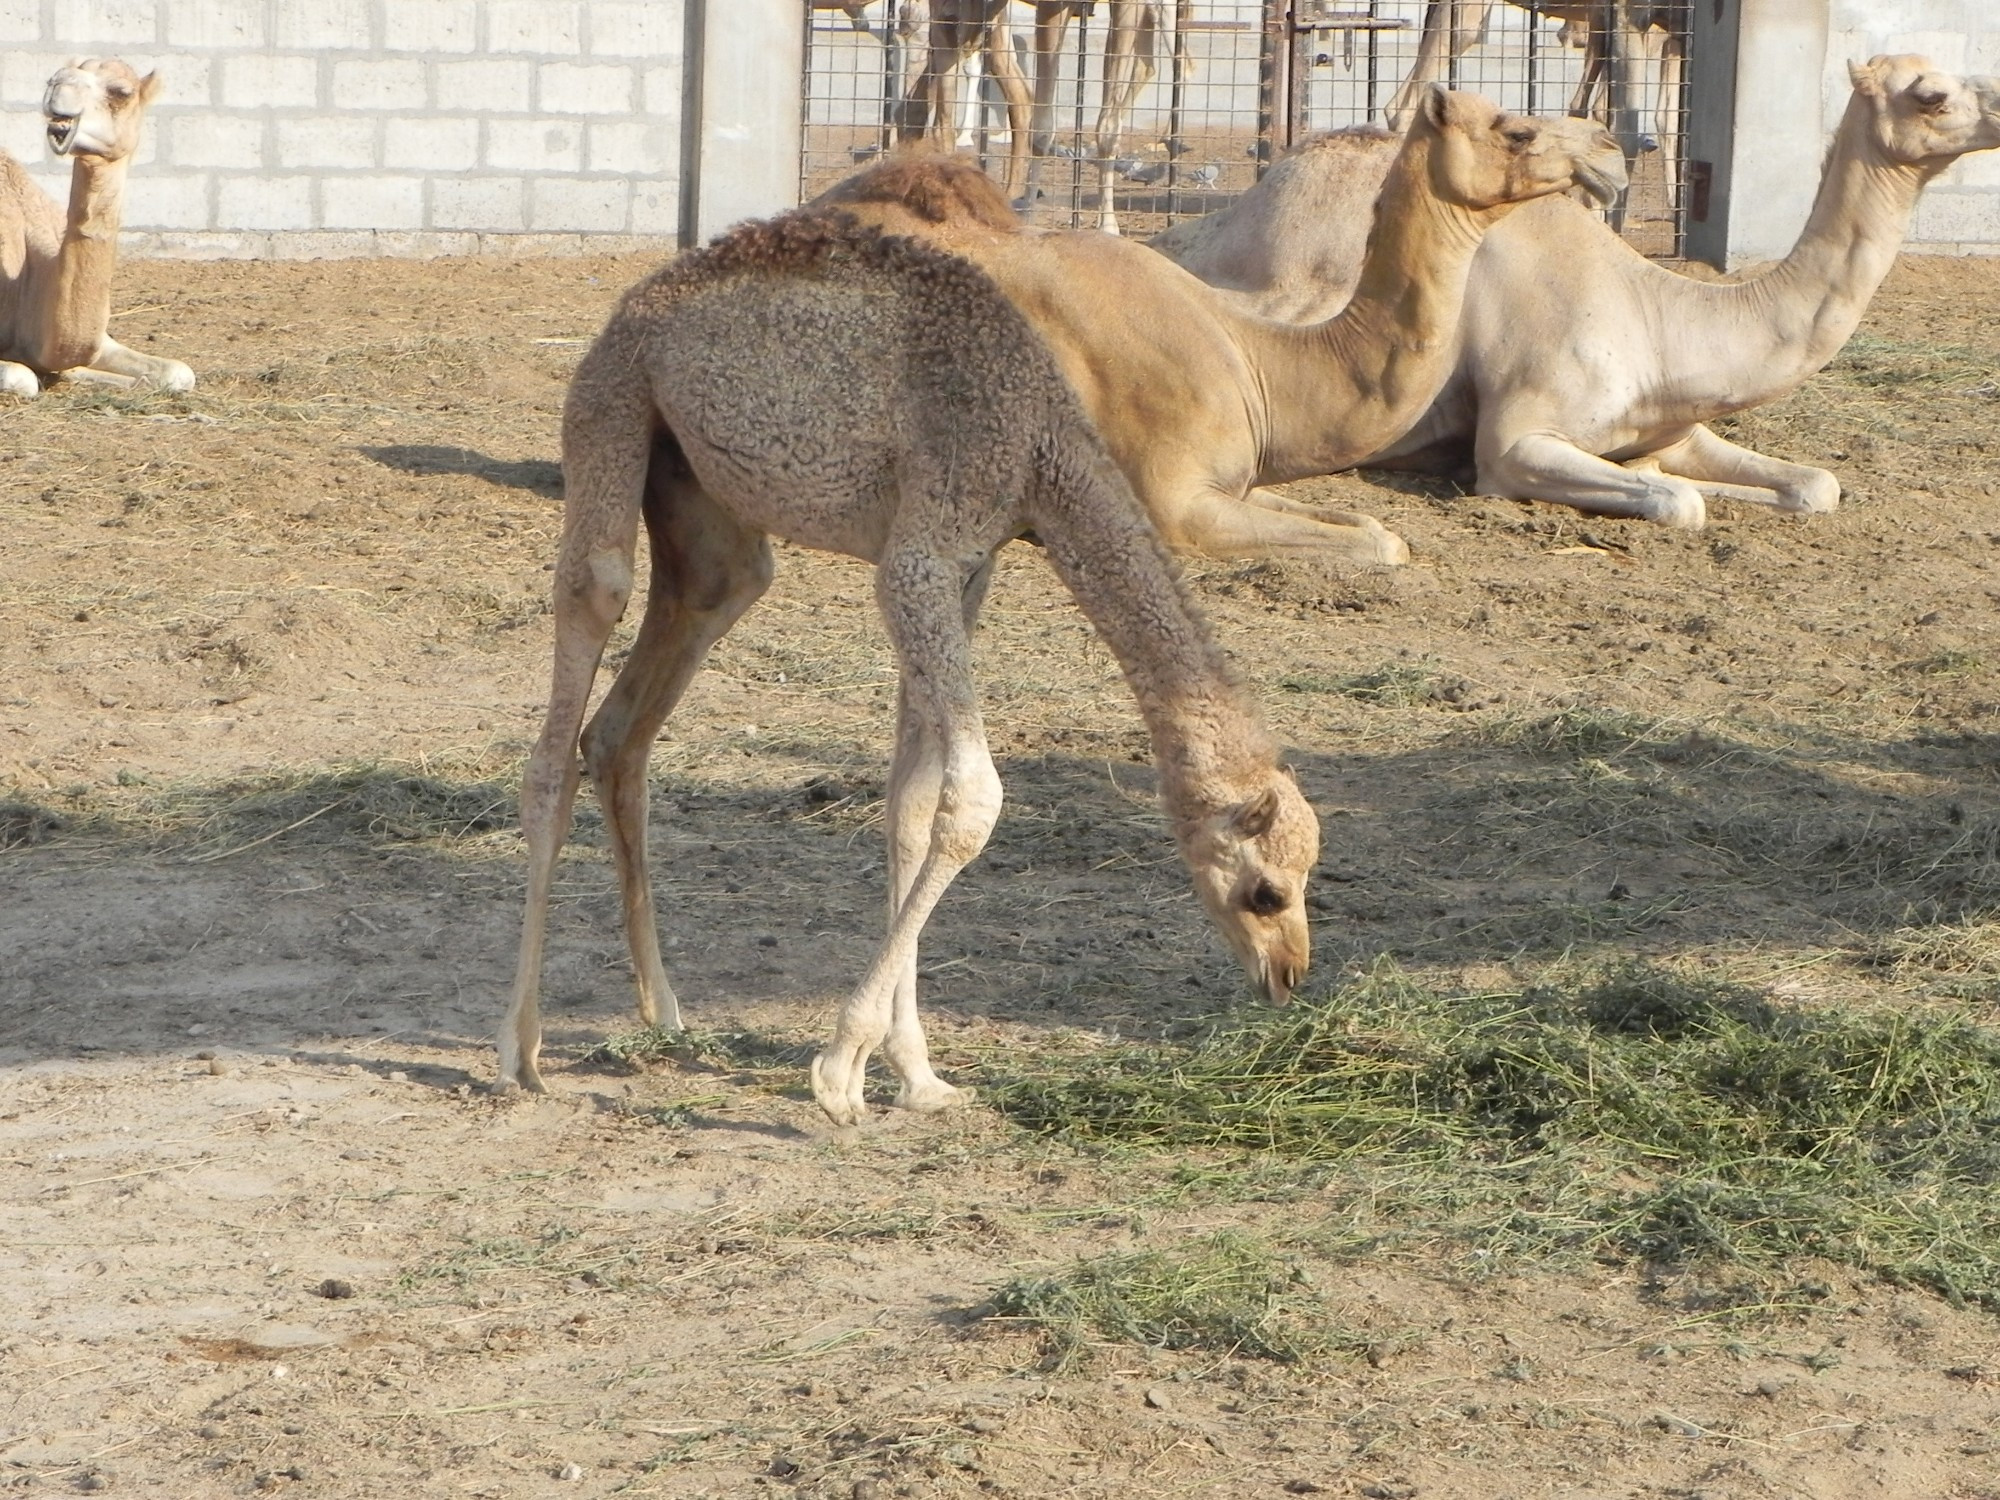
[[983, 963, 2000, 1307]]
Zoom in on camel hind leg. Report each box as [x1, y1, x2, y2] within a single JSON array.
[[581, 439, 775, 1039], [498, 381, 651, 1093]]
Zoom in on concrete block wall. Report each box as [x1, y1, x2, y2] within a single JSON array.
[[0, 0, 688, 258], [1826, 0, 2000, 254]]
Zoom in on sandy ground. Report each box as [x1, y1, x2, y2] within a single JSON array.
[[1, 249, 1998, 1499]]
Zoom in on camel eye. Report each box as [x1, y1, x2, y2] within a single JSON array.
[[107, 84, 132, 99], [1910, 86, 1948, 112], [1503, 126, 1536, 147], [1243, 880, 1288, 918]]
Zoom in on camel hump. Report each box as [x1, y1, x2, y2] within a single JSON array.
[[815, 155, 1022, 234], [1292, 125, 1398, 155]]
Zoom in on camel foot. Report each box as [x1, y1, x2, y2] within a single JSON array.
[[1778, 473, 1841, 514], [0, 364, 39, 399], [810, 1048, 872, 1127], [895, 1076, 973, 1114], [491, 1068, 547, 1098]]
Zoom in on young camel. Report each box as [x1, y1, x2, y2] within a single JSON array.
[[821, 89, 1625, 564], [497, 209, 1320, 1126], [1153, 57, 2000, 527], [0, 59, 193, 397]]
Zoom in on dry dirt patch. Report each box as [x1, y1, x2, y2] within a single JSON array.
[[1, 253, 1998, 1498]]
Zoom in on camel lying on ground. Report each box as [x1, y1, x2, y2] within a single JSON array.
[[1153, 56, 2000, 527], [0, 59, 193, 397], [498, 207, 1319, 1125], [820, 89, 1624, 563]]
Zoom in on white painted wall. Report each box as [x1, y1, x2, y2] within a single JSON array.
[[0, 0, 688, 258], [1827, 0, 2000, 253]]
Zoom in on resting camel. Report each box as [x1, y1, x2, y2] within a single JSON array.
[[496, 208, 1320, 1125], [821, 90, 1624, 563], [1153, 56, 2000, 527], [0, 59, 193, 397]]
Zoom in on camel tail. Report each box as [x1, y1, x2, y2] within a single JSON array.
[[555, 331, 657, 619]]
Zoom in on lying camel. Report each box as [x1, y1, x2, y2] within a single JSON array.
[[498, 207, 1319, 1124], [1153, 56, 2000, 527], [820, 89, 1624, 563], [0, 59, 193, 397]]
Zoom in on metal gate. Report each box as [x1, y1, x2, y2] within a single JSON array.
[[802, 2, 1694, 253]]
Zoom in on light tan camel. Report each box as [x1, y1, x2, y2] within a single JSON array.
[[0, 59, 192, 398], [497, 207, 1320, 1126], [1153, 57, 2000, 527], [822, 90, 1625, 563]]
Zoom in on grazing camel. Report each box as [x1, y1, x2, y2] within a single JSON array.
[[1152, 57, 2000, 527], [0, 59, 193, 397], [821, 90, 1625, 563], [497, 208, 1320, 1125]]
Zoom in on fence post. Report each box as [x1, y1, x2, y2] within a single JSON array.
[[683, 0, 806, 246]]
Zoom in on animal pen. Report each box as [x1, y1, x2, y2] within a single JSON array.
[[801, 0, 1695, 252]]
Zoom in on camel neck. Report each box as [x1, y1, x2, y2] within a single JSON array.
[[1030, 437, 1278, 819], [1236, 128, 1493, 482], [1693, 102, 1933, 398], [30, 155, 126, 372]]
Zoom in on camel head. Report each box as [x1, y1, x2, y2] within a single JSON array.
[[1177, 772, 1319, 1007], [1412, 86, 1627, 212], [44, 58, 161, 162], [1845, 56, 2000, 169]]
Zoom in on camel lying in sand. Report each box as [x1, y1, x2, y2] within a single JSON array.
[[819, 88, 1624, 563], [0, 59, 193, 397], [1153, 56, 2000, 528]]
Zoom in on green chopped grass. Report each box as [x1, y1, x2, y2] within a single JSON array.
[[986, 1231, 1335, 1367], [980, 963, 2000, 1308]]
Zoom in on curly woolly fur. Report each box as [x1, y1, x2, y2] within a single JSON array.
[[499, 199, 1320, 1113], [814, 152, 1023, 233]]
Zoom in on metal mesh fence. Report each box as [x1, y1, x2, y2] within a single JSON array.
[[802, 2, 1693, 253]]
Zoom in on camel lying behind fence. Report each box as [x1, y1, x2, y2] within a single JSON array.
[[497, 208, 1319, 1125], [1153, 55, 2000, 528]]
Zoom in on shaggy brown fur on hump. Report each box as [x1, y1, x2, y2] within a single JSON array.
[[620, 204, 1004, 319], [815, 155, 1022, 233], [1292, 125, 1397, 154]]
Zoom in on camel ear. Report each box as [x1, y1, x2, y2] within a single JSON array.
[[1231, 787, 1281, 840], [138, 71, 163, 106], [1849, 58, 1885, 97], [1420, 84, 1451, 130]]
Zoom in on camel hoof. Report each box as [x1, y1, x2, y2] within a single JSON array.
[[491, 1072, 546, 1098], [1782, 474, 1841, 514], [1647, 491, 1707, 529], [809, 1051, 869, 1127], [896, 1078, 973, 1114]]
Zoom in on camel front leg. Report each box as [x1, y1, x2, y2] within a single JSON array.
[[878, 556, 995, 1115], [1650, 423, 1841, 513], [810, 552, 1003, 1126], [581, 474, 774, 1036], [1092, 0, 1158, 235], [1157, 483, 1411, 563], [71, 338, 194, 393], [0, 361, 39, 398], [1477, 429, 1706, 527]]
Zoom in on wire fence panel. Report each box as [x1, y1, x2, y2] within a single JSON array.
[[802, 1, 1692, 253]]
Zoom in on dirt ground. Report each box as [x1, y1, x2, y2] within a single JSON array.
[[2, 248, 1998, 1500]]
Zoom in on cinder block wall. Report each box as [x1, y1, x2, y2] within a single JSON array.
[[1826, 1, 2000, 253], [0, 0, 687, 258]]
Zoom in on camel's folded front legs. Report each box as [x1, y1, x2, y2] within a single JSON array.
[[1478, 430, 1707, 527], [1159, 484, 1412, 563], [1649, 423, 1841, 513], [61, 339, 195, 393], [810, 551, 1003, 1127]]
